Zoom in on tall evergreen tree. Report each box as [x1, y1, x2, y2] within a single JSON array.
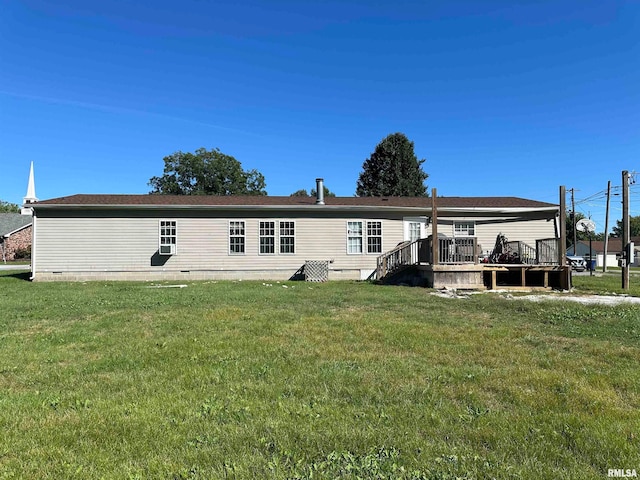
[[356, 133, 428, 197]]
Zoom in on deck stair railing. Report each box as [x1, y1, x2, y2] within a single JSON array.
[[376, 238, 427, 280]]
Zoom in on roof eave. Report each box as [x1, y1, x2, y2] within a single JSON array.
[[31, 203, 430, 212], [439, 206, 558, 214]]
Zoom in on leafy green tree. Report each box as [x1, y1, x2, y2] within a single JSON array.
[[0, 200, 19, 213], [611, 215, 640, 237], [356, 133, 428, 197], [149, 148, 267, 195]]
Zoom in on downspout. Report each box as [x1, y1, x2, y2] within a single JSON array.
[[30, 212, 36, 280]]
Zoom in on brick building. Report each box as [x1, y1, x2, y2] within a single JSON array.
[[0, 214, 32, 262]]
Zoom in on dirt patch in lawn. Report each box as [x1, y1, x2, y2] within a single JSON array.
[[431, 288, 640, 306]]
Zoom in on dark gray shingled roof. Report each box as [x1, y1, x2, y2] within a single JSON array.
[[0, 214, 32, 237], [34, 194, 557, 209]]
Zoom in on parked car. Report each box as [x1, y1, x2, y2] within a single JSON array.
[[566, 255, 586, 272]]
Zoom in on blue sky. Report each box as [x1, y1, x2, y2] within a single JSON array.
[[1, 0, 638, 233]]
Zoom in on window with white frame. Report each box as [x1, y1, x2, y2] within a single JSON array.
[[229, 221, 245, 254], [279, 221, 295, 254], [408, 222, 421, 242], [259, 221, 275, 254], [454, 221, 475, 236], [347, 221, 363, 254], [159, 220, 177, 255], [367, 221, 383, 253]]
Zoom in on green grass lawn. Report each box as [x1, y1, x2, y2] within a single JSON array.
[[0, 272, 638, 479], [573, 271, 640, 297]]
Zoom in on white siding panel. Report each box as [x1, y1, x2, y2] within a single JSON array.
[[35, 214, 406, 275], [34, 209, 556, 280]]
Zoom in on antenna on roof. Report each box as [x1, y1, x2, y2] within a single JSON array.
[[21, 161, 38, 215]]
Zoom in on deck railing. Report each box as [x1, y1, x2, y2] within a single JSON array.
[[536, 238, 560, 265], [505, 240, 537, 265], [376, 238, 428, 280], [431, 237, 478, 264], [376, 236, 561, 281]]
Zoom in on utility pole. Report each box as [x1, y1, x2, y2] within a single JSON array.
[[570, 188, 577, 255], [602, 180, 611, 273], [622, 171, 630, 290]]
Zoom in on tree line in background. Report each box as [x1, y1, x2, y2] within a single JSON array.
[[0, 201, 19, 213], [148, 133, 428, 198]]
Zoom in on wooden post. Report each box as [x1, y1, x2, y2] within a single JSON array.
[[571, 188, 577, 255], [559, 186, 569, 290], [431, 188, 438, 265], [559, 186, 567, 264], [474, 237, 479, 264]]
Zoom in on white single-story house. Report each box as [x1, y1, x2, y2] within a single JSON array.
[[29, 184, 559, 282]]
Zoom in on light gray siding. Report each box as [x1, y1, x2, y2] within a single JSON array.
[[33, 207, 558, 281], [34, 210, 405, 280]]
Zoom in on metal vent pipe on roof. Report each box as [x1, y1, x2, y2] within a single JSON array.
[[315, 178, 325, 205]]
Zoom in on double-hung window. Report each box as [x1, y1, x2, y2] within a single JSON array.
[[229, 221, 245, 254], [366, 221, 383, 254], [279, 221, 295, 254], [347, 221, 363, 254], [454, 221, 475, 237], [159, 220, 177, 255], [348, 220, 384, 254], [259, 221, 275, 254]]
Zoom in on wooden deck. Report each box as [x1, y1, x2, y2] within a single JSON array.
[[482, 264, 570, 290], [418, 263, 570, 290]]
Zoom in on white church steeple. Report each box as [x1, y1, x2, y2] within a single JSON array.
[[21, 161, 37, 215]]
